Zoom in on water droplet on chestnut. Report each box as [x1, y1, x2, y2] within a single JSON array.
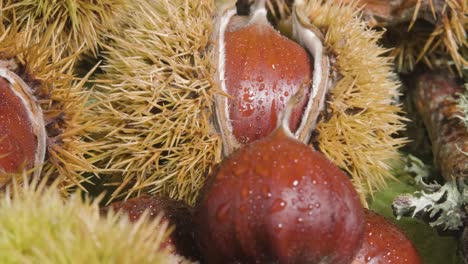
[[351, 210, 422, 264], [195, 128, 365, 263], [292, 179, 299, 187], [223, 12, 312, 145], [270, 198, 287, 213]]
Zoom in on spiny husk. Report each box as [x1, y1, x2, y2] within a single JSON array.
[[385, 22, 434, 73], [0, 0, 129, 60], [79, 0, 406, 206], [342, 0, 467, 74], [80, 0, 221, 204], [394, 0, 467, 73], [0, 22, 97, 189], [0, 177, 184, 263], [298, 0, 407, 204], [266, 0, 292, 22], [280, 0, 466, 73]]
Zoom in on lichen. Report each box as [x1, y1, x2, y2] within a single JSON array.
[[455, 84, 468, 129], [393, 155, 468, 230]]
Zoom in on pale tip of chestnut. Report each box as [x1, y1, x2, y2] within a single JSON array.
[[247, 0, 268, 26], [277, 84, 306, 139]]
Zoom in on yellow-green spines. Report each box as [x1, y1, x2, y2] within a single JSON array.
[[299, 0, 406, 203], [0, 0, 129, 59], [81, 0, 221, 204], [0, 179, 181, 263]]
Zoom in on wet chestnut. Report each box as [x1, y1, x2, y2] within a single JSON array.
[[214, 0, 329, 156], [0, 71, 46, 177], [351, 210, 422, 264], [224, 16, 312, 144], [0, 77, 36, 172], [195, 125, 365, 263]]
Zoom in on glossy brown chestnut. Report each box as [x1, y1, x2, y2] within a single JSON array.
[[224, 22, 312, 144], [0, 77, 38, 173], [214, 1, 329, 157], [195, 128, 365, 264], [102, 195, 199, 260], [351, 210, 422, 264]]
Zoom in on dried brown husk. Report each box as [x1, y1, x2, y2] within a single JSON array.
[[338, 0, 467, 74]]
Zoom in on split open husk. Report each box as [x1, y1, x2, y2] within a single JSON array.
[[213, 0, 329, 156], [0, 22, 97, 189], [70, 0, 406, 206]]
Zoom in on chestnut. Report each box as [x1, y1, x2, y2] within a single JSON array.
[[214, 0, 329, 156], [351, 210, 422, 264], [102, 195, 199, 260], [195, 118, 365, 263], [224, 10, 312, 145], [0, 71, 46, 178]]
